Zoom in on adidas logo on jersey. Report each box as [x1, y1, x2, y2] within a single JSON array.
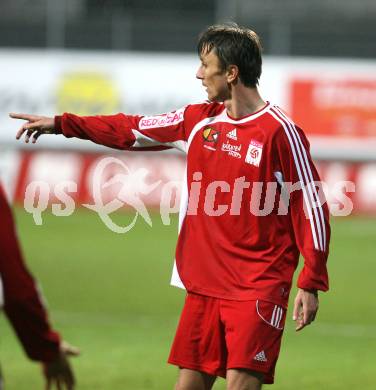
[[253, 350, 267, 362], [226, 128, 237, 140]]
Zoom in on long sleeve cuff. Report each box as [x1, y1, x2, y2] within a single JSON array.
[[54, 115, 63, 134], [297, 266, 329, 292]]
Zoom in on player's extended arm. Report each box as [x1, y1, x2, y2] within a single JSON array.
[[10, 107, 188, 152]]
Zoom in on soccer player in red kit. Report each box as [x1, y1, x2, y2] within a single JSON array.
[[0, 184, 78, 389], [10, 24, 329, 389]]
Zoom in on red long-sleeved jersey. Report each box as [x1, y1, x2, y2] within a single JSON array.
[[0, 184, 60, 362], [55, 101, 330, 307]]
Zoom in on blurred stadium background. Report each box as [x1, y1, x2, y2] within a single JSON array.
[[0, 0, 375, 389]]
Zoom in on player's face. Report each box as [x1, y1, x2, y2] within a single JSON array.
[[196, 49, 231, 102]]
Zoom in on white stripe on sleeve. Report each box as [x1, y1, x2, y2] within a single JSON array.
[[269, 108, 323, 251], [273, 107, 326, 251]]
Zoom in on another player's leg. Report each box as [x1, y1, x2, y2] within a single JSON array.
[[226, 369, 263, 390], [175, 368, 216, 390]]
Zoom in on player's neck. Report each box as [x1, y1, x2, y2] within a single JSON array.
[[224, 86, 266, 119]]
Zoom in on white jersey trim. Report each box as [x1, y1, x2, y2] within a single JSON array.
[[131, 129, 187, 153], [170, 261, 185, 289], [224, 102, 271, 124], [170, 164, 189, 289]]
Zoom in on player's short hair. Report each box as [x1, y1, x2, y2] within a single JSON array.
[[197, 23, 262, 88]]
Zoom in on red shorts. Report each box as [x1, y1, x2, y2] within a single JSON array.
[[168, 293, 286, 384]]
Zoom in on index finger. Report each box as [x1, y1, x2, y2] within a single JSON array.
[[9, 113, 37, 121]]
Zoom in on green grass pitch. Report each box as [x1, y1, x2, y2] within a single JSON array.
[[0, 207, 375, 389]]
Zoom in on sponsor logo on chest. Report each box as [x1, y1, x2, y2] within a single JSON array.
[[245, 140, 263, 167], [221, 141, 242, 159]]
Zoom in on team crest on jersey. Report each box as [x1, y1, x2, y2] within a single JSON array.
[[245, 140, 263, 167], [202, 127, 220, 151]]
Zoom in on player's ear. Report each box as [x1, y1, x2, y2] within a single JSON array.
[[226, 65, 239, 84]]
